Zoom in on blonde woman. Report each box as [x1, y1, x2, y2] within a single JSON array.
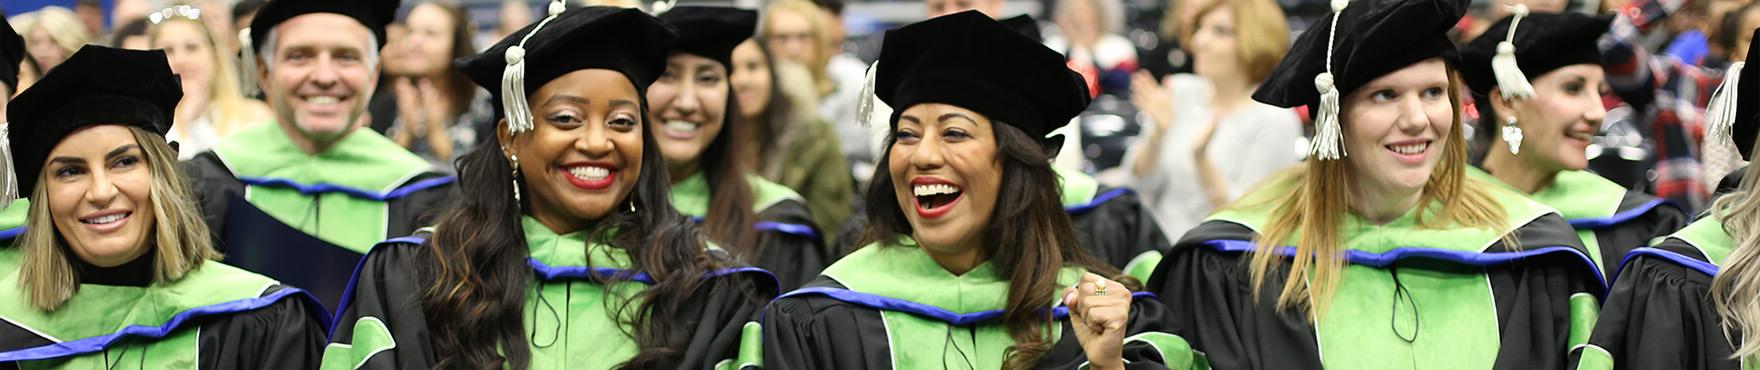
[[0, 45, 324, 369], [146, 5, 274, 159], [1143, 0, 1601, 367], [11, 6, 89, 72], [1578, 29, 1760, 369]]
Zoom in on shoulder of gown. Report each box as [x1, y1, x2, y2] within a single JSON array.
[[1575, 238, 1738, 370]]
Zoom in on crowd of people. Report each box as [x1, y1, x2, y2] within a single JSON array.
[[0, 0, 1757, 368]]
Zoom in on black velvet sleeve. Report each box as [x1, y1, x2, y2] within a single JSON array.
[[196, 285, 329, 370], [1573, 241, 1737, 370]]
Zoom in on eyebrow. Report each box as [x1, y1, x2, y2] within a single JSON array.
[[609, 99, 639, 109], [939, 113, 977, 125], [47, 144, 140, 166], [899, 115, 922, 124], [543, 95, 591, 106]]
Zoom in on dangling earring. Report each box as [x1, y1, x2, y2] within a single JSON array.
[[1501, 117, 1523, 155], [510, 154, 523, 202], [626, 198, 637, 213]]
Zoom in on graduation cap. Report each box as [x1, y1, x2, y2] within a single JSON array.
[[866, 10, 1089, 148], [237, 0, 398, 95], [1459, 9, 1611, 98], [458, 2, 677, 136], [657, 6, 757, 70], [3, 45, 181, 207], [1252, 0, 1469, 160], [0, 15, 22, 94], [1705, 28, 1760, 161]]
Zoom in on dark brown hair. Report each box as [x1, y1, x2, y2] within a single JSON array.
[[418, 94, 749, 369], [858, 120, 1124, 369], [407, 1, 479, 120]]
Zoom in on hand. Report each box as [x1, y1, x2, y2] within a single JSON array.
[[1130, 71, 1173, 134], [393, 78, 428, 138], [415, 78, 449, 131], [1064, 272, 1132, 370], [1191, 116, 1219, 158]]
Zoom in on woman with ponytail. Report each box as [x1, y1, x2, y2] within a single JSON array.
[[320, 6, 775, 369], [1578, 28, 1760, 370], [761, 11, 1188, 369], [1143, 0, 1601, 367]]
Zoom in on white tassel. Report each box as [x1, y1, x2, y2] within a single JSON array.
[[1706, 61, 1744, 144], [238, 28, 259, 97], [1491, 5, 1535, 101], [0, 125, 18, 210], [1308, 0, 1349, 160], [1311, 73, 1345, 160], [650, 0, 675, 14], [854, 61, 890, 128], [502, 0, 567, 136]]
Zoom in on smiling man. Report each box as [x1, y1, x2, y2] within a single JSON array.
[[181, 0, 456, 309]]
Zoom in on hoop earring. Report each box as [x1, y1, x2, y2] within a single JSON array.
[[1501, 117, 1523, 155], [510, 154, 523, 203]]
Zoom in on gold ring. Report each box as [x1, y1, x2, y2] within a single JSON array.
[[1093, 280, 1109, 296]]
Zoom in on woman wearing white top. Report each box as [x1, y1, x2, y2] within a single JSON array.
[[1124, 0, 1303, 235]]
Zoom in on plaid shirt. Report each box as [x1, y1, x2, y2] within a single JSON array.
[[1600, 0, 1714, 213]]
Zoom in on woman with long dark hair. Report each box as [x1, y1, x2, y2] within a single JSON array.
[[1577, 29, 1760, 369], [1144, 0, 1601, 367], [0, 45, 326, 369], [762, 11, 1188, 369], [729, 38, 853, 246], [649, 6, 826, 291], [321, 5, 775, 369], [1457, 11, 1686, 282]]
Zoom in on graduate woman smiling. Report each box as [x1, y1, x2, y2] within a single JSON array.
[[0, 45, 326, 369], [763, 11, 1189, 369], [1143, 0, 1602, 367], [320, 4, 775, 369]]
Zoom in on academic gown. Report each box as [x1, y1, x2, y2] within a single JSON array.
[[763, 240, 1200, 369], [1572, 215, 1741, 370], [1469, 167, 1688, 281], [323, 217, 778, 370], [0, 201, 26, 246], [671, 173, 827, 291], [1058, 168, 1173, 281], [181, 123, 457, 309], [1145, 178, 1604, 369], [0, 249, 328, 370]]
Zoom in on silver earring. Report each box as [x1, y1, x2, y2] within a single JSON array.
[[627, 198, 637, 213], [510, 154, 522, 202], [1502, 117, 1523, 155]]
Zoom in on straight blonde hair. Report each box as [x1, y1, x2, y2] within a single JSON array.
[[1237, 69, 1511, 320], [147, 16, 261, 137], [17, 127, 220, 311], [1710, 143, 1760, 359]]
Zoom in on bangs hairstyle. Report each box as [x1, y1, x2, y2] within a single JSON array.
[[1180, 0, 1290, 83], [1234, 65, 1511, 320], [859, 117, 1124, 369], [17, 126, 219, 311]]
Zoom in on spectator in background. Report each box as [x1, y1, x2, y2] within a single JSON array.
[[494, 0, 534, 41], [110, 17, 151, 50], [1598, 0, 1729, 213], [1701, 2, 1760, 194], [147, 4, 275, 159], [1049, 0, 1138, 97], [764, 0, 879, 182], [73, 0, 104, 38], [731, 38, 854, 246], [13, 7, 91, 72], [1139, 0, 1208, 78], [1124, 0, 1300, 235], [383, 1, 490, 165]]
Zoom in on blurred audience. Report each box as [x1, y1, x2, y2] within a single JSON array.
[[147, 4, 274, 158], [1050, 0, 1138, 97], [731, 39, 854, 244], [13, 6, 91, 72], [379, 1, 489, 165]]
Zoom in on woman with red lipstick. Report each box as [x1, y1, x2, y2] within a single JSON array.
[[1141, 0, 1602, 367], [650, 6, 828, 291], [1459, 10, 1686, 283], [762, 11, 1189, 369], [321, 6, 774, 369], [0, 45, 327, 369]]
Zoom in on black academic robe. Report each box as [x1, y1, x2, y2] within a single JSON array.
[[325, 230, 777, 369], [1575, 191, 1688, 282], [749, 198, 829, 291], [764, 242, 1199, 369], [1146, 186, 1602, 369], [0, 256, 327, 370], [1067, 186, 1173, 280], [1572, 216, 1740, 369]]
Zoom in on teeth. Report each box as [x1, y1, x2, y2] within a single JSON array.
[[1390, 143, 1426, 155], [663, 120, 698, 132], [568, 166, 610, 180], [307, 96, 340, 105], [82, 213, 127, 225], [912, 184, 960, 196]]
